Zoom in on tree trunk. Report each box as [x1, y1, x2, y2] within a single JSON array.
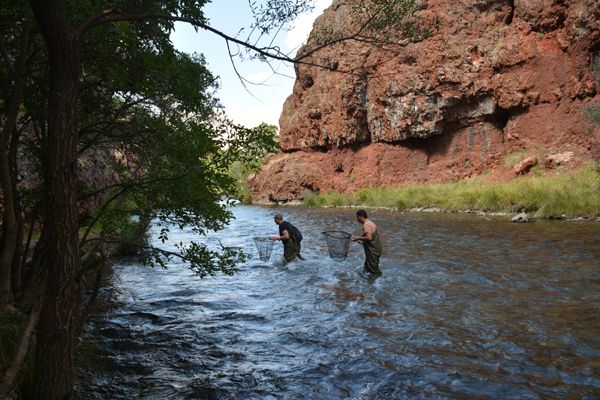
[[10, 120, 25, 299], [11, 216, 24, 299], [24, 222, 45, 287], [0, 23, 30, 308], [29, 1, 83, 398], [0, 298, 44, 398]]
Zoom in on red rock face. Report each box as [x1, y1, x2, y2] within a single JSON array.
[[250, 0, 600, 203]]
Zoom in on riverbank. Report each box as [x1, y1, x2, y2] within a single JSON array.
[[302, 164, 600, 219], [0, 213, 150, 398]]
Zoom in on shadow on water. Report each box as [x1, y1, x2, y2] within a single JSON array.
[[76, 205, 600, 399]]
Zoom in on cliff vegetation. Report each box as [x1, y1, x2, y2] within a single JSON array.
[[304, 163, 599, 218]]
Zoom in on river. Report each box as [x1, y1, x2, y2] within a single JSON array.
[[76, 205, 600, 399]]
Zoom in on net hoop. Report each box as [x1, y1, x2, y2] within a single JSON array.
[[322, 231, 351, 261], [253, 237, 274, 262]]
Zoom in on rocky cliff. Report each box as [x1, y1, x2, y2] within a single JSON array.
[[250, 0, 600, 203]]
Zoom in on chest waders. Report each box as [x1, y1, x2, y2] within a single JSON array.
[[283, 236, 301, 262], [363, 230, 382, 275]]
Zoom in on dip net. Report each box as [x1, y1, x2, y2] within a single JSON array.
[[253, 237, 274, 262], [322, 231, 351, 260]]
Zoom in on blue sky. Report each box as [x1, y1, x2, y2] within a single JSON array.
[[171, 0, 332, 128]]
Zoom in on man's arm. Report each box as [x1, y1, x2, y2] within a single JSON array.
[[272, 229, 290, 241], [351, 227, 372, 242]]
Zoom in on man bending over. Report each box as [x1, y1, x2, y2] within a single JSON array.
[[272, 214, 304, 262]]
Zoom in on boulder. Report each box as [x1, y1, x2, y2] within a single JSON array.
[[511, 212, 533, 222], [513, 156, 538, 175], [544, 151, 575, 168]]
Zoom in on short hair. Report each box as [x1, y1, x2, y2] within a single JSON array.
[[356, 209, 368, 218], [274, 214, 283, 221]]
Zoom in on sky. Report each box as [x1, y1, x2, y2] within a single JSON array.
[[171, 0, 333, 128]]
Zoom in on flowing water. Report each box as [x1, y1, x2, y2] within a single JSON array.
[[77, 206, 600, 399]]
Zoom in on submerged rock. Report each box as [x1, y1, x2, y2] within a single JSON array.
[[511, 212, 533, 223]]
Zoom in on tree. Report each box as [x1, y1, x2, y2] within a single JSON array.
[[229, 123, 279, 203], [0, 0, 426, 397], [0, 2, 33, 308]]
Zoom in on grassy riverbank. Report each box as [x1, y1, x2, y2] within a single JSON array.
[[304, 164, 600, 218]]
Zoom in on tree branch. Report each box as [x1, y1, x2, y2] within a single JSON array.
[[80, 173, 188, 201], [79, 186, 128, 245], [0, 298, 44, 398], [85, 238, 190, 262], [79, 11, 297, 62], [77, 5, 418, 80]]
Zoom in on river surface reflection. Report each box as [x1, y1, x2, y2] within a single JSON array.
[[77, 206, 600, 399]]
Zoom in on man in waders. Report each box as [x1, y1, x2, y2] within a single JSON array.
[[352, 209, 382, 276], [272, 214, 304, 262]]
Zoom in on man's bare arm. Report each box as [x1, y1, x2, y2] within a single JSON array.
[[352, 229, 372, 242]]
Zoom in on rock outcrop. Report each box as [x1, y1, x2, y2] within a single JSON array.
[[17, 140, 127, 219], [544, 150, 575, 167], [513, 156, 538, 175], [250, 0, 600, 203]]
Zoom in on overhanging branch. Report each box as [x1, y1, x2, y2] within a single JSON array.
[[77, 5, 418, 78]]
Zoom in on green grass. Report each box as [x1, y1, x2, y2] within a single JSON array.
[[303, 164, 600, 218], [503, 149, 529, 167]]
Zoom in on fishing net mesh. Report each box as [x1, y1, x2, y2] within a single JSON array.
[[253, 237, 274, 262], [322, 231, 351, 260]]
